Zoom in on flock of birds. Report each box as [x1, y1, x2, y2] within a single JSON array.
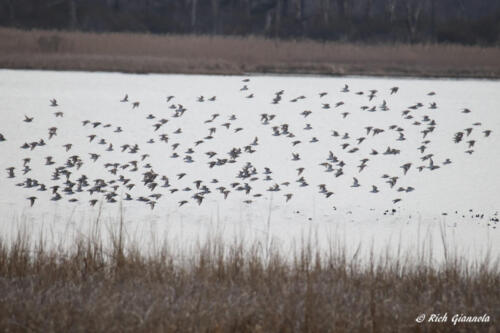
[[0, 79, 498, 227]]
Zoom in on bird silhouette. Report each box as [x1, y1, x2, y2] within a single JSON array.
[[27, 196, 37, 207], [351, 177, 360, 188]]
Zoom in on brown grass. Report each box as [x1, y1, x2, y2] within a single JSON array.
[[1, 28, 500, 78], [0, 220, 498, 333]]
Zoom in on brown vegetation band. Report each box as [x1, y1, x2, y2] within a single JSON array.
[[0, 225, 498, 332], [1, 28, 500, 78]]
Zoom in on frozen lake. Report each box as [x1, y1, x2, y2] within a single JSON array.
[[0, 69, 499, 261]]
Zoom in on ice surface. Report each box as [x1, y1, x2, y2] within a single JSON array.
[[0, 70, 499, 261]]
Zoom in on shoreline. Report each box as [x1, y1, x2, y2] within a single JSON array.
[[3, 66, 500, 81], [2, 57, 499, 79]]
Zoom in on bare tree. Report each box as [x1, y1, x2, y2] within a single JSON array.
[[68, 0, 78, 30], [190, 0, 198, 32], [385, 0, 399, 23], [291, 0, 306, 34], [264, 9, 273, 35], [322, 0, 331, 25], [404, 0, 423, 43], [429, 0, 435, 41], [291, 0, 304, 20], [364, 0, 373, 20], [211, 0, 219, 34], [275, 0, 283, 35]]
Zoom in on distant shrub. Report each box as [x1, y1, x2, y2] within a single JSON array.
[[37, 34, 63, 52]]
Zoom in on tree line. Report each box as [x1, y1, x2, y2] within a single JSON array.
[[1, 0, 499, 45]]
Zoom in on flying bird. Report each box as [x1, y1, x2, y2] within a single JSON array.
[[401, 163, 412, 175], [351, 177, 360, 188], [27, 196, 37, 207]]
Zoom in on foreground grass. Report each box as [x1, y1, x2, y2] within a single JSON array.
[[1, 28, 500, 78], [0, 224, 498, 333]]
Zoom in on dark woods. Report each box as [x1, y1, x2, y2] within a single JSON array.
[[1, 0, 499, 45]]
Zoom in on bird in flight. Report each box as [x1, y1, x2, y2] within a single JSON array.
[[351, 177, 360, 188], [27, 196, 37, 207]]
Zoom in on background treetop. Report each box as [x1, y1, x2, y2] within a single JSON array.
[[1, 0, 499, 45]]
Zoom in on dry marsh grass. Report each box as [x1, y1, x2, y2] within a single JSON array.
[[0, 219, 498, 333], [1, 28, 500, 77]]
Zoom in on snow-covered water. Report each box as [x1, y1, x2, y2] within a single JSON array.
[[0, 70, 499, 261]]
